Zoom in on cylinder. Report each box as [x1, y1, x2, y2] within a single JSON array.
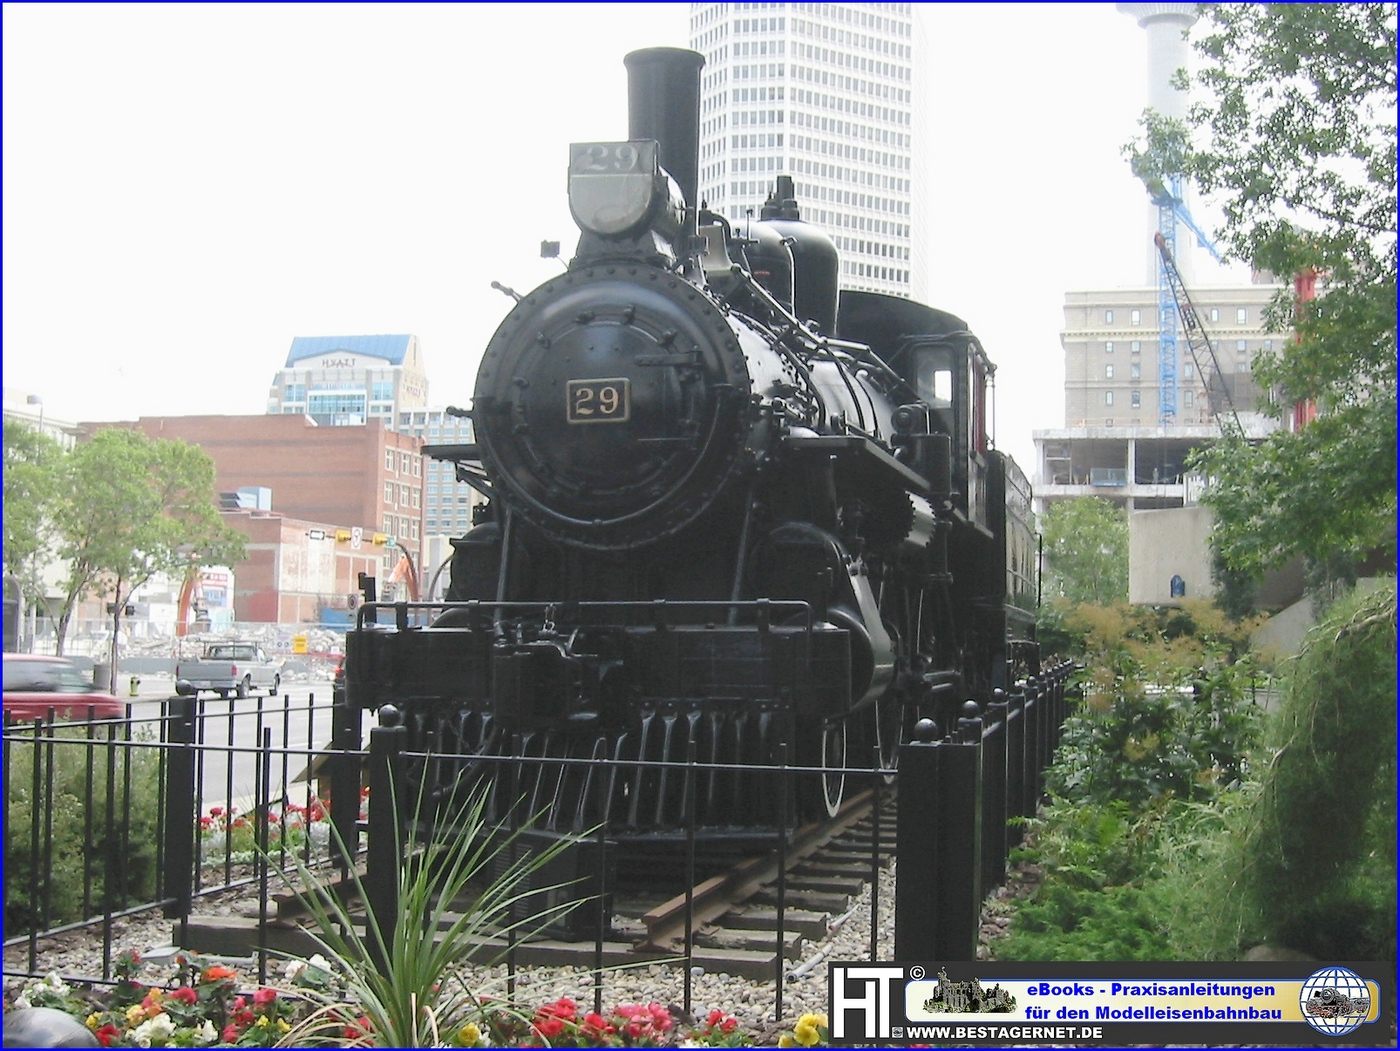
[[624, 48, 705, 233]]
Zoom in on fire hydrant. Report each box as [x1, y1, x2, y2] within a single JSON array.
[[128, 676, 141, 697]]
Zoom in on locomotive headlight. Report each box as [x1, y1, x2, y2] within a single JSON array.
[[569, 140, 669, 237]]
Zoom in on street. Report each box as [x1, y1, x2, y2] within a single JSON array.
[[125, 678, 356, 815]]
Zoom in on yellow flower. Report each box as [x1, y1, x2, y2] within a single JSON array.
[[126, 1004, 145, 1026], [791, 1012, 827, 1047], [86, 1014, 100, 1030], [779, 1036, 797, 1048], [458, 1022, 481, 1045], [256, 1015, 270, 1028], [277, 1019, 291, 1033]]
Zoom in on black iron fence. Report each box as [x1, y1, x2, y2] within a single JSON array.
[[4, 663, 1076, 1017]]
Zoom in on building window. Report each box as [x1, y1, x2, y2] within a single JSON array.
[[1104, 341, 1114, 354], [399, 484, 410, 505], [1209, 308, 1220, 322], [1131, 340, 1141, 354], [1184, 391, 1194, 408], [1237, 339, 1248, 354], [1236, 307, 1248, 324], [1183, 362, 1194, 379], [401, 453, 411, 473], [385, 450, 395, 472], [1131, 362, 1141, 379], [410, 520, 419, 541], [1264, 339, 1274, 352], [1130, 390, 1141, 408], [1104, 418, 1113, 427], [1105, 364, 1114, 378], [384, 483, 393, 504], [371, 380, 393, 402], [411, 488, 420, 509], [1130, 309, 1142, 326], [1104, 309, 1114, 324], [1105, 391, 1115, 406], [412, 457, 421, 477]]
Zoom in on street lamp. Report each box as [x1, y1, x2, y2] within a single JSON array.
[[26, 393, 43, 434]]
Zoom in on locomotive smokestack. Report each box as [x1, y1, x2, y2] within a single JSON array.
[[624, 47, 705, 237]]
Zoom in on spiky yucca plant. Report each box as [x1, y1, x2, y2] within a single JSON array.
[[270, 778, 587, 1047]]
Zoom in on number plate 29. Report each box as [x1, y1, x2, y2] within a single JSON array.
[[567, 378, 631, 424]]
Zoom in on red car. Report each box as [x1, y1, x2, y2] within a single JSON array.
[[2, 654, 128, 721]]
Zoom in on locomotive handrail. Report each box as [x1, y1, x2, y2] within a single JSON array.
[[352, 597, 817, 632]]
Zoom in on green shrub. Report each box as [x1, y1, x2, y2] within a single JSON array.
[[1241, 581, 1396, 959], [4, 726, 163, 934], [1046, 658, 1264, 808], [996, 879, 1174, 962]]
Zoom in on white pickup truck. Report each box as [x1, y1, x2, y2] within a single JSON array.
[[175, 643, 281, 698]]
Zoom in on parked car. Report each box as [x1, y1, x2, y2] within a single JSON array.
[[175, 642, 281, 698], [2, 653, 127, 721]]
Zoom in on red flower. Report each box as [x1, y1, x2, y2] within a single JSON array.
[[222, 1025, 240, 1043], [209, 807, 224, 817], [344, 1015, 373, 1040], [202, 965, 237, 982], [581, 1011, 615, 1040], [720, 1017, 738, 1033], [707, 1009, 724, 1026], [94, 1024, 121, 1047], [535, 1018, 565, 1040], [252, 987, 277, 1006], [171, 986, 198, 1005]]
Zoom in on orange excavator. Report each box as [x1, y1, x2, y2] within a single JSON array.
[[385, 551, 419, 602]]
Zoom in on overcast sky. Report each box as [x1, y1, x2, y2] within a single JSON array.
[[2, 2, 1251, 470]]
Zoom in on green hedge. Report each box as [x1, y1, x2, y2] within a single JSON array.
[[4, 726, 163, 934]]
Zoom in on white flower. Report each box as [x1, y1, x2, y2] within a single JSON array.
[[132, 1013, 175, 1048], [283, 958, 308, 981], [307, 953, 332, 973], [197, 1019, 218, 1045], [13, 993, 32, 1010]]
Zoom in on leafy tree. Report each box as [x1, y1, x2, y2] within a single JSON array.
[[3, 418, 63, 648], [50, 428, 245, 679], [1038, 497, 1128, 605], [1127, 3, 1397, 576]]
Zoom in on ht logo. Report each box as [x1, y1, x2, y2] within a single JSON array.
[[831, 965, 904, 1039]]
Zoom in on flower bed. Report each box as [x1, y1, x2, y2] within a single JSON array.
[[3, 951, 829, 1047]]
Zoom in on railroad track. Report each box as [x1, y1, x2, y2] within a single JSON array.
[[182, 789, 897, 981]]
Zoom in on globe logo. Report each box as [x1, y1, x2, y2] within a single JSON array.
[[1300, 966, 1371, 1036]]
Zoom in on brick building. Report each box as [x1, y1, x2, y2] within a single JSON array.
[[82, 414, 426, 620], [222, 508, 383, 623]]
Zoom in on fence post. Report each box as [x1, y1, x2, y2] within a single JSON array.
[[935, 701, 983, 960], [366, 704, 407, 977], [1004, 686, 1026, 835], [894, 718, 940, 961], [161, 696, 197, 928], [1021, 680, 1041, 820], [330, 697, 362, 871], [980, 689, 1009, 899]]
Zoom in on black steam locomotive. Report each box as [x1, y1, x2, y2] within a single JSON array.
[[345, 48, 1038, 845]]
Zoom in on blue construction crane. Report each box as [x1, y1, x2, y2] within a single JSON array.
[[1142, 175, 1224, 426]]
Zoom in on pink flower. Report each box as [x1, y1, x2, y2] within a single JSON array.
[[170, 986, 197, 1005], [252, 987, 277, 1006]]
